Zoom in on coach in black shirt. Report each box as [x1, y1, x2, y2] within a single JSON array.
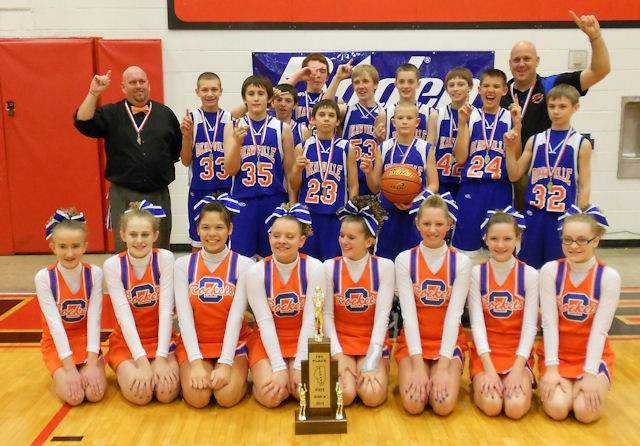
[[75, 66, 181, 252], [501, 11, 610, 210]]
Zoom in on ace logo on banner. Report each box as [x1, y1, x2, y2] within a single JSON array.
[[252, 51, 494, 109]]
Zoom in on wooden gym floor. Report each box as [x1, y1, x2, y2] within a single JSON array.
[[1, 248, 639, 446]]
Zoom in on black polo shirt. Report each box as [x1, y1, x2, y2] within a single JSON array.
[[500, 71, 587, 146], [74, 99, 181, 193]]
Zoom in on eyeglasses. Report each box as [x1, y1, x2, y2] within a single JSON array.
[[561, 236, 597, 246]]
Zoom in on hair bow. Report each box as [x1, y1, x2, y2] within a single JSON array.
[[557, 204, 609, 230], [409, 191, 459, 222], [45, 210, 86, 239], [337, 201, 379, 236], [265, 203, 312, 232], [124, 200, 166, 218], [193, 193, 241, 221], [481, 206, 526, 235]]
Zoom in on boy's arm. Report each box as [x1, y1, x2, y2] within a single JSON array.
[[426, 147, 439, 193], [286, 66, 312, 86], [281, 123, 295, 200], [179, 109, 194, 167], [324, 59, 353, 103], [363, 144, 382, 194], [230, 103, 248, 120], [453, 103, 473, 165], [576, 138, 593, 208], [223, 119, 246, 176], [347, 144, 360, 198], [570, 11, 610, 91], [426, 109, 438, 146], [288, 144, 306, 203], [374, 110, 387, 143], [505, 132, 530, 182]]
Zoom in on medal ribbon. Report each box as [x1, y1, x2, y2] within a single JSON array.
[[355, 102, 380, 121], [544, 128, 574, 185], [125, 102, 152, 141], [198, 109, 222, 154], [246, 116, 270, 165], [481, 108, 503, 158], [315, 136, 336, 187], [510, 77, 536, 119], [448, 105, 458, 142], [391, 137, 416, 165]]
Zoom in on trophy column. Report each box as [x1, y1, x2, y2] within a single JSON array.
[[295, 287, 347, 435]]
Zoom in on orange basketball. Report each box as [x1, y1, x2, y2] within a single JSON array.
[[380, 164, 422, 204]]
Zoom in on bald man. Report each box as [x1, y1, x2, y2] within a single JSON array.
[[75, 66, 181, 252], [501, 11, 610, 210]]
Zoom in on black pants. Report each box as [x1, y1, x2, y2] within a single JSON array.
[[109, 183, 172, 253]]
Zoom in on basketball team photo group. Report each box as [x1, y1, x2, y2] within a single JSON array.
[[2, 2, 639, 445]]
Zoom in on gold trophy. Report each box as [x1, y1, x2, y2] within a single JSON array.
[[295, 286, 347, 435]]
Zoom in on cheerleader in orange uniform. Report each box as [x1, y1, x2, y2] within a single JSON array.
[[538, 206, 620, 423], [174, 194, 254, 408], [395, 192, 471, 416], [103, 201, 179, 405], [35, 209, 106, 405], [468, 208, 538, 419], [322, 196, 393, 407], [239, 203, 324, 407]]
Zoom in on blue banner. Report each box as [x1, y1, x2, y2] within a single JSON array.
[[252, 51, 494, 109]]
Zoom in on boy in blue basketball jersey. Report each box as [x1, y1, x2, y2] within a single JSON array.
[[452, 69, 522, 256], [224, 75, 295, 258], [289, 100, 359, 260], [505, 84, 592, 268], [271, 84, 311, 148], [375, 64, 431, 142], [326, 63, 384, 196], [426, 67, 474, 200], [180, 72, 233, 250], [376, 103, 438, 260], [286, 53, 333, 127]]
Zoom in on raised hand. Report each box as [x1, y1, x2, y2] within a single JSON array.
[[458, 103, 473, 125], [233, 119, 248, 144], [360, 154, 374, 175], [508, 97, 522, 126], [335, 59, 354, 81], [570, 10, 601, 41], [89, 70, 111, 96], [503, 130, 520, 156], [180, 109, 194, 138], [294, 153, 310, 173]]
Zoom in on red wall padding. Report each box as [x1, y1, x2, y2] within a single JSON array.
[[95, 39, 164, 252], [0, 82, 15, 254], [0, 39, 106, 253]]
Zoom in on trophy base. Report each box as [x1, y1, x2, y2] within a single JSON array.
[[294, 410, 347, 435]]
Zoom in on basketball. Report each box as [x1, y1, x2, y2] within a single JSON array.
[[380, 164, 422, 204]]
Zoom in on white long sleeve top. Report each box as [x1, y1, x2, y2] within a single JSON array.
[[103, 249, 175, 360], [468, 257, 539, 360], [242, 255, 324, 372], [35, 262, 103, 360], [174, 247, 254, 363], [539, 257, 621, 375], [395, 243, 471, 358], [321, 253, 395, 357]]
